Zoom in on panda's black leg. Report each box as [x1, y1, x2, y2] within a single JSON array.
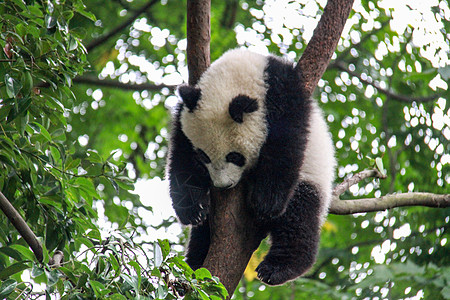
[[256, 182, 323, 285], [185, 219, 210, 270]]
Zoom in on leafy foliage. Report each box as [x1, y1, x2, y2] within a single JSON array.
[[0, 237, 227, 299]]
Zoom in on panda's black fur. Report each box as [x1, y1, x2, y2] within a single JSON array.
[[167, 49, 336, 285]]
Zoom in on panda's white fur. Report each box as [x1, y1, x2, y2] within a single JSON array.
[[180, 50, 269, 188], [300, 101, 336, 221]]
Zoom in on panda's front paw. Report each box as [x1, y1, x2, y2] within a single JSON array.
[[172, 186, 210, 225], [174, 203, 209, 225]]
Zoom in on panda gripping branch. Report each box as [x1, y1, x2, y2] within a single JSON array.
[[167, 49, 336, 285]]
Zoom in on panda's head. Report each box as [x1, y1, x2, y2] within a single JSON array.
[[178, 49, 269, 189]]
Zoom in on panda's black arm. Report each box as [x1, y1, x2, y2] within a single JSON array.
[[246, 58, 311, 220], [248, 119, 307, 221], [168, 108, 211, 225]]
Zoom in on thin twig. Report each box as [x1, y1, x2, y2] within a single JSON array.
[[333, 168, 387, 197], [331, 60, 441, 103], [73, 76, 175, 91], [86, 0, 160, 52]]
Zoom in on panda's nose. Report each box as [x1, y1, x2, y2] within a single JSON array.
[[213, 182, 233, 189]]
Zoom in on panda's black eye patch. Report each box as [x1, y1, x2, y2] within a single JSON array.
[[196, 149, 211, 164], [226, 152, 246, 167], [229, 95, 259, 123]]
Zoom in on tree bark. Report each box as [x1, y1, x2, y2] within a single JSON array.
[[202, 186, 263, 296], [186, 0, 211, 86]]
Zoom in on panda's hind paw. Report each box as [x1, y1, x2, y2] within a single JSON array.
[[256, 259, 304, 286]]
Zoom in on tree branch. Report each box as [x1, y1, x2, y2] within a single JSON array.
[[330, 193, 450, 215], [295, 0, 355, 98], [0, 191, 43, 262], [186, 0, 211, 85], [85, 0, 160, 52], [73, 76, 174, 91], [330, 168, 449, 214], [331, 60, 441, 103], [332, 168, 386, 197]]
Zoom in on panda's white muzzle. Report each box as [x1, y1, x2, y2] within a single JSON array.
[[207, 164, 243, 189]]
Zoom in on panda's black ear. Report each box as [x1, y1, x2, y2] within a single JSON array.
[[177, 85, 201, 112], [229, 95, 259, 123]]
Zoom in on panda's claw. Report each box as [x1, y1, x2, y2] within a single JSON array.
[[174, 203, 208, 225], [256, 260, 298, 286]]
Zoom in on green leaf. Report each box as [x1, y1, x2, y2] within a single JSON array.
[[28, 5, 44, 17], [154, 242, 163, 268], [58, 267, 77, 283], [45, 15, 57, 29], [65, 158, 81, 170], [151, 266, 162, 278], [76, 273, 89, 289], [31, 264, 44, 278], [107, 294, 127, 300], [438, 65, 450, 80], [0, 246, 23, 261], [5, 74, 22, 98], [0, 261, 31, 280], [89, 280, 105, 298], [45, 268, 60, 287], [68, 36, 78, 51], [194, 268, 212, 281], [442, 286, 450, 300], [128, 261, 141, 290], [9, 244, 35, 261], [197, 289, 210, 300], [75, 9, 97, 21], [87, 150, 103, 163], [155, 284, 168, 299], [75, 237, 94, 249], [158, 239, 171, 259], [0, 279, 17, 298], [30, 122, 52, 142], [375, 157, 386, 175], [21, 71, 33, 96]]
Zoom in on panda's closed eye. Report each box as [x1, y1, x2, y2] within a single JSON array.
[[196, 149, 211, 164], [226, 152, 246, 167]]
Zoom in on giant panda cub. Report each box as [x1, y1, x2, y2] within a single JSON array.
[[167, 48, 336, 285]]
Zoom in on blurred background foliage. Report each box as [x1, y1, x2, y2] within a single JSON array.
[[0, 0, 449, 299]]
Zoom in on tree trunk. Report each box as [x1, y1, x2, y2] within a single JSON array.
[[186, 0, 210, 86]]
